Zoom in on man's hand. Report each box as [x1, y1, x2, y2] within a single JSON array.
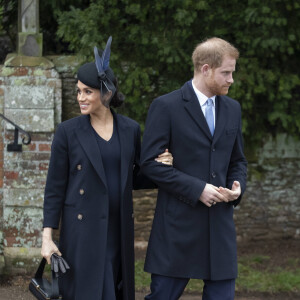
[[199, 183, 227, 207], [219, 181, 241, 202]]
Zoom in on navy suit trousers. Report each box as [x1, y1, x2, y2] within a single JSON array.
[[144, 274, 235, 300]]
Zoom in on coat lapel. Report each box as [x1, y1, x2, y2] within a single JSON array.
[[75, 115, 108, 190], [182, 81, 212, 140], [213, 95, 228, 143], [113, 111, 131, 195]]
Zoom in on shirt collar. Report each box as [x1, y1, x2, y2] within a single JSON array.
[[191, 80, 216, 107]]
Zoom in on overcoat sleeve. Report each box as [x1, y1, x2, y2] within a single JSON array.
[[43, 124, 69, 228], [141, 98, 205, 207], [133, 124, 156, 190], [226, 105, 247, 206]]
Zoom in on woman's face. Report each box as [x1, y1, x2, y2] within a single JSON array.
[[77, 80, 105, 115]]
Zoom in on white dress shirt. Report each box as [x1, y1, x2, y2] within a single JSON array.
[[192, 80, 216, 127]]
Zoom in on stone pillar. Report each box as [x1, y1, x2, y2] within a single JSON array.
[[4, 0, 53, 68], [0, 66, 61, 274], [0, 75, 4, 273], [18, 0, 43, 57]]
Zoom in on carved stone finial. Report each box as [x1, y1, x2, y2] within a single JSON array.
[[17, 0, 43, 57]]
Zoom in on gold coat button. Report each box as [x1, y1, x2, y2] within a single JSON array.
[[77, 164, 82, 170], [77, 214, 83, 220], [79, 189, 84, 195]]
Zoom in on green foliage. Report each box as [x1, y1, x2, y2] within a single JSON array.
[[39, 0, 90, 54], [55, 1, 207, 131], [54, 0, 300, 145], [1, 0, 299, 146], [0, 0, 17, 48], [0, 6, 3, 32], [0, 0, 90, 54], [226, 0, 300, 145]]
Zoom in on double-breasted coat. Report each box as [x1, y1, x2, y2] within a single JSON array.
[[141, 81, 248, 280], [43, 112, 148, 300]]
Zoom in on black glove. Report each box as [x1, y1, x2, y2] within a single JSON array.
[[51, 253, 70, 277]]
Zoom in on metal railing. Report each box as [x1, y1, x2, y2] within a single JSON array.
[[0, 113, 31, 151]]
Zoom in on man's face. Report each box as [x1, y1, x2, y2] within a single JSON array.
[[205, 56, 236, 96]]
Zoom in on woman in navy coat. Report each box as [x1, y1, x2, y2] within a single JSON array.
[[41, 37, 172, 300]]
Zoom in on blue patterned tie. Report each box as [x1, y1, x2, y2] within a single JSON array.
[[205, 98, 214, 136]]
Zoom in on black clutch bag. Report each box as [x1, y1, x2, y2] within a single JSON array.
[[29, 254, 69, 300]]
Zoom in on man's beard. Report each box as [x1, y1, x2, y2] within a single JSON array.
[[207, 79, 230, 96]]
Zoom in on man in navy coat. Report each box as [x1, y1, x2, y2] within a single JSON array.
[[141, 37, 248, 300]]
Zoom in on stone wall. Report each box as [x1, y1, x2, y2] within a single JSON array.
[[0, 65, 62, 273], [46, 56, 81, 121], [0, 56, 80, 274], [235, 135, 300, 241], [0, 73, 4, 272]]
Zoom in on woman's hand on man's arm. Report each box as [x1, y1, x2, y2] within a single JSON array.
[[155, 149, 173, 165]]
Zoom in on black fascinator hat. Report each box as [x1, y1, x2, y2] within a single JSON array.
[[77, 36, 124, 108]]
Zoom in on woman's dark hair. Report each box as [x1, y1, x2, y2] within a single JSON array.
[[107, 68, 125, 108], [77, 62, 125, 108]]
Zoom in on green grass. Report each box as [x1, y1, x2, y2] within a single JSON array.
[[135, 255, 300, 293], [135, 260, 151, 288], [236, 255, 300, 293]]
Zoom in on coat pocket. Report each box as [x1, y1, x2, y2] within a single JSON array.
[[226, 127, 238, 135]]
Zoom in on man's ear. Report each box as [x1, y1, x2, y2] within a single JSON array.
[[201, 64, 211, 76]]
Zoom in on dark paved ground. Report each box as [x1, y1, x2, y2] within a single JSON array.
[[1, 285, 299, 300]]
